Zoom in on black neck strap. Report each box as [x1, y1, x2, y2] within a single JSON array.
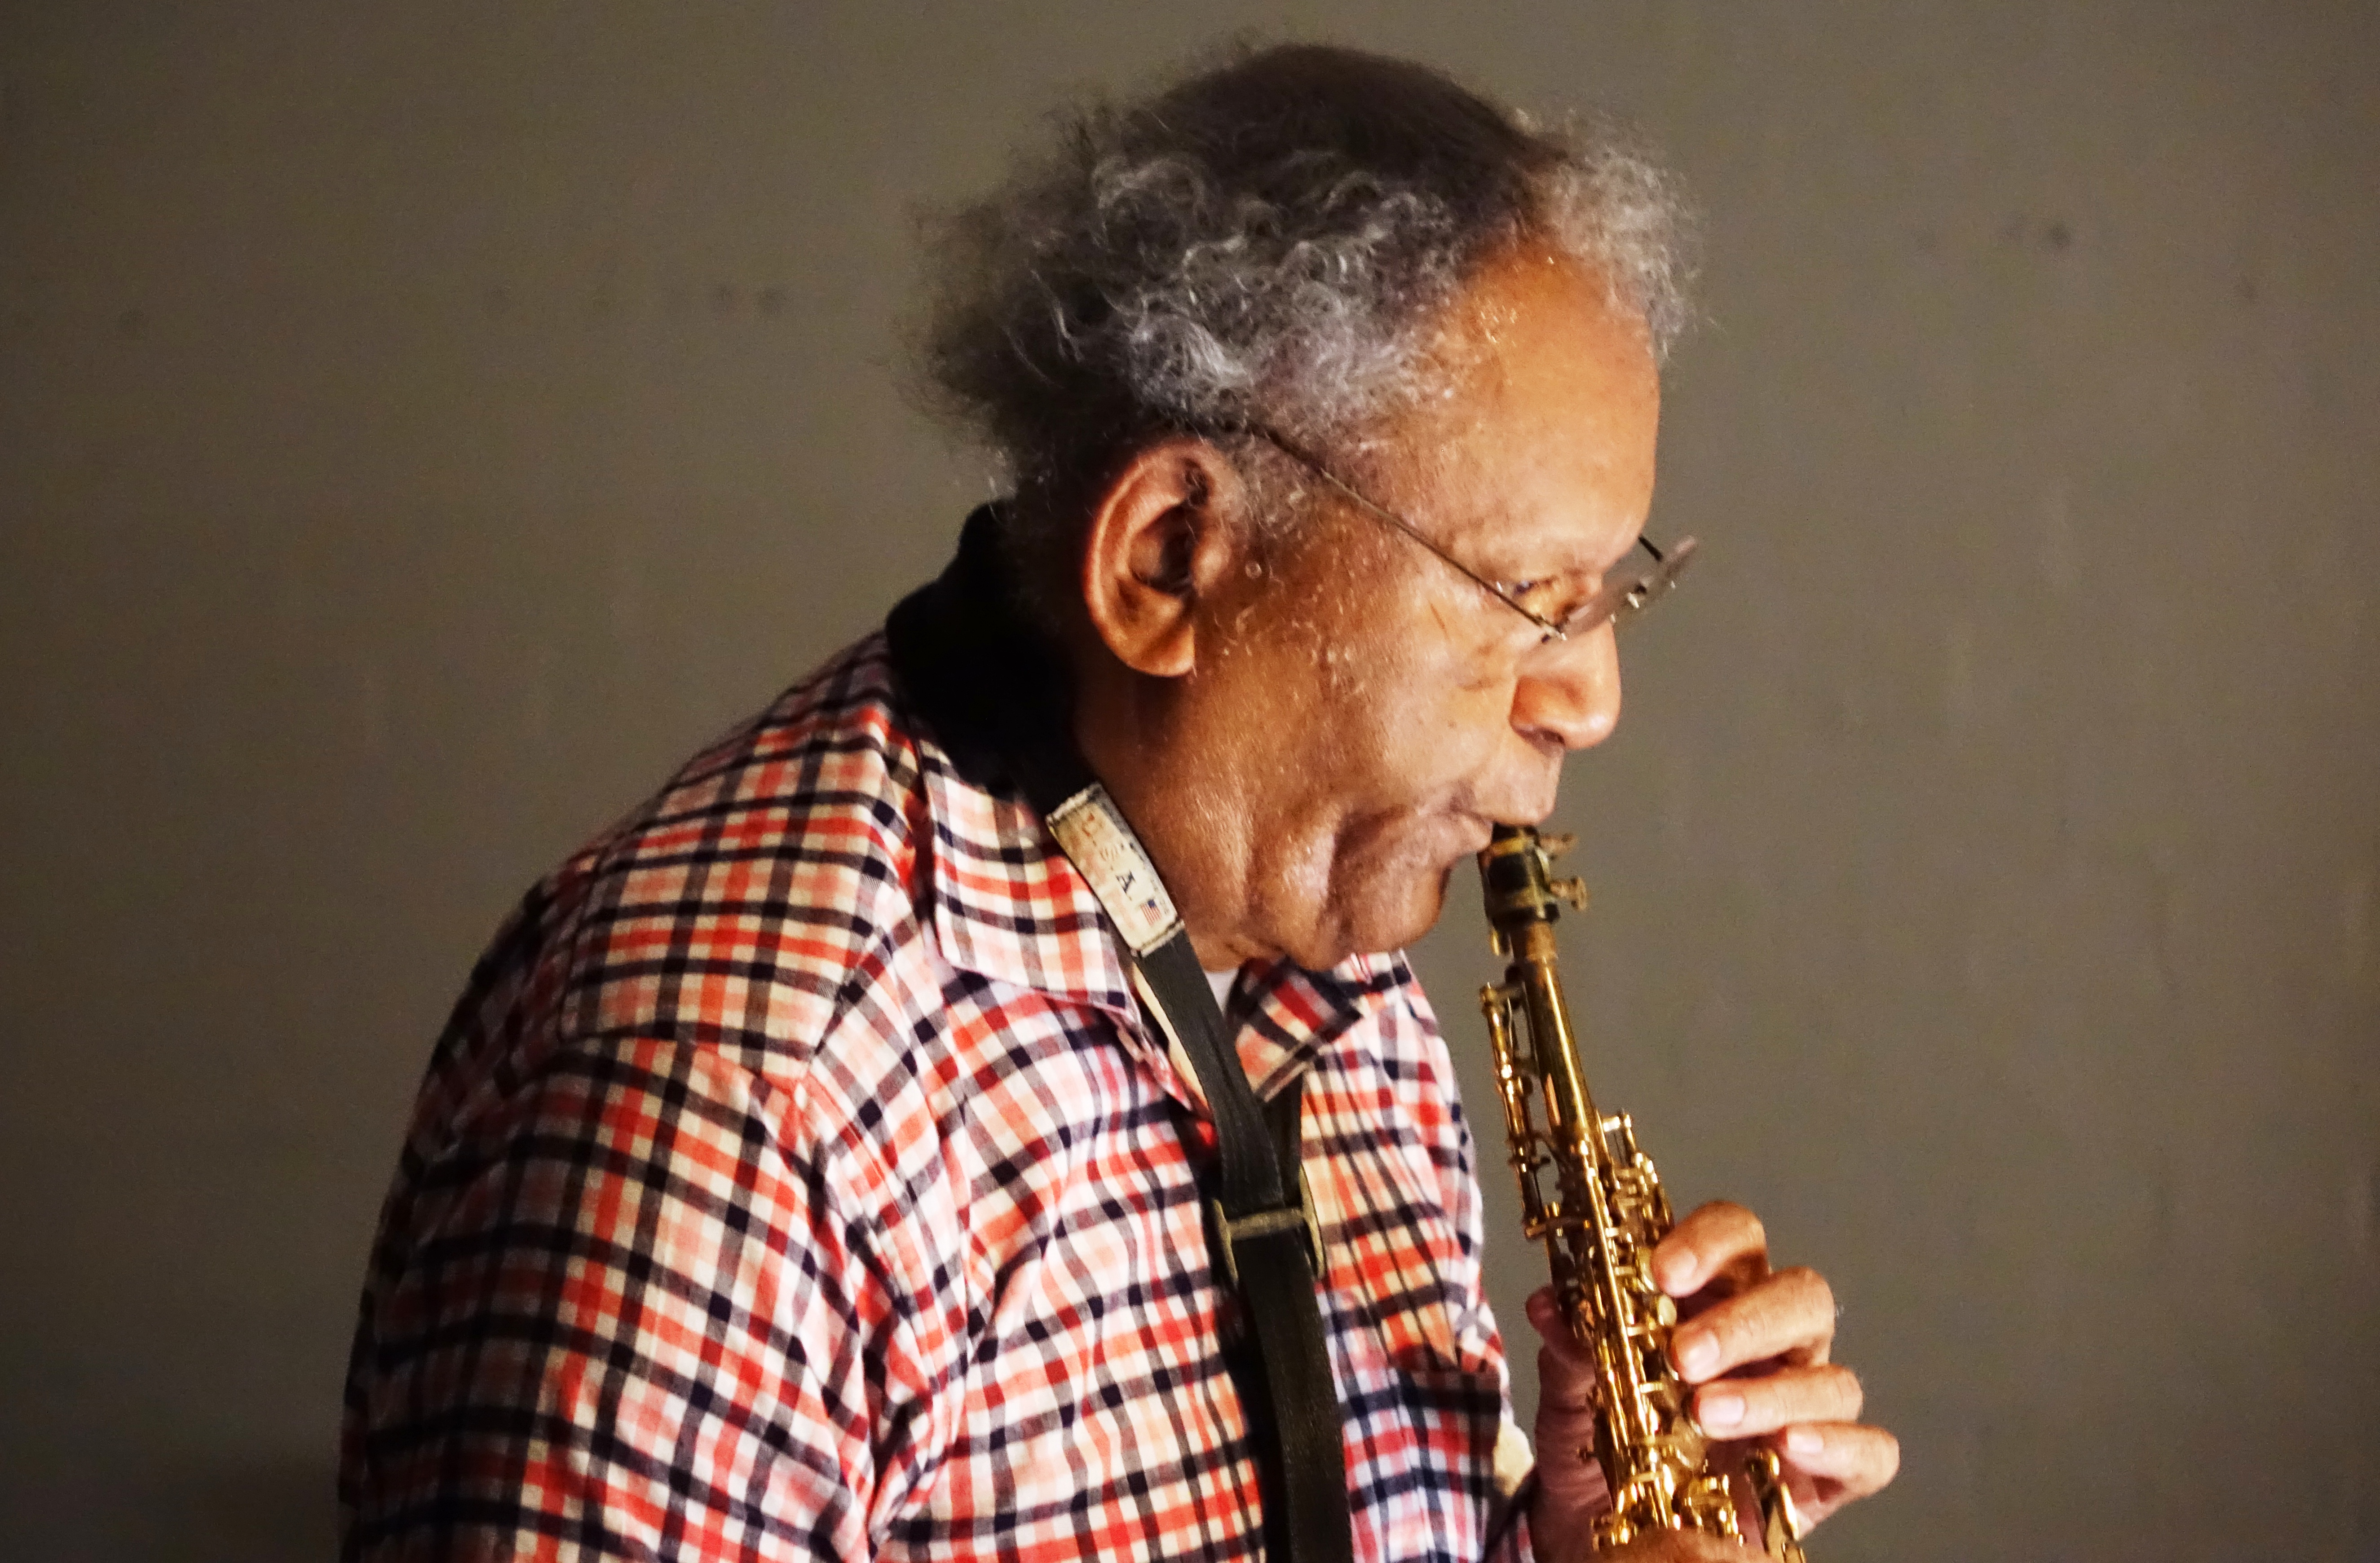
[[887, 508, 1353, 1563]]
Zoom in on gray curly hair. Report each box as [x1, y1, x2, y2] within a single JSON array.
[[919, 43, 1693, 587]]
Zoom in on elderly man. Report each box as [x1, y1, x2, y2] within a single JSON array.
[[340, 43, 1897, 1563]]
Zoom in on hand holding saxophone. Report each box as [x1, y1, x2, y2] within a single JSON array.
[[1525, 1206, 1901, 1561], [1475, 826, 1897, 1562]]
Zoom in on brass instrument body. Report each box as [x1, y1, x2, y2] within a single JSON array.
[[1477, 826, 1804, 1560]]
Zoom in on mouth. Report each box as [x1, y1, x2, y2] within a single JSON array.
[[1428, 806, 1496, 860], [1469, 793, 1560, 838], [1437, 781, 1560, 865], [1462, 764, 1563, 838]]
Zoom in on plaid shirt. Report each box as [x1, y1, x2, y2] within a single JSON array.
[[341, 631, 1533, 1562]]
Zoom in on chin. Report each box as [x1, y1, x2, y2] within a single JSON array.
[[1305, 860, 1458, 969]]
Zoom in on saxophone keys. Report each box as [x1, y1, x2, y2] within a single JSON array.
[[1746, 1447, 1811, 1560]]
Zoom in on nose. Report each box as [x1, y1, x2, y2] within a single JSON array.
[[1510, 621, 1622, 751]]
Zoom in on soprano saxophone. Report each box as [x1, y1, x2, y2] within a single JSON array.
[[1477, 825, 1805, 1560]]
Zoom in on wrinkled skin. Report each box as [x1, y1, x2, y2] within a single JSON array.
[[1066, 245, 1899, 1550]]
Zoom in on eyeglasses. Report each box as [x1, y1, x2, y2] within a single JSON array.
[[1246, 426, 1697, 645]]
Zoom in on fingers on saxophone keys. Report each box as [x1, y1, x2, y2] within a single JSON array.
[[1669, 1265, 1834, 1381], [1652, 1201, 1766, 1295], [1774, 1421, 1903, 1510], [1691, 1362, 1863, 1436]]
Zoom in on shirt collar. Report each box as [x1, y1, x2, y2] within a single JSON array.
[[1226, 952, 1415, 1100], [912, 735, 1143, 1022]]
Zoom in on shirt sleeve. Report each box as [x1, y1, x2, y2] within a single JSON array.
[[342, 1034, 927, 1562]]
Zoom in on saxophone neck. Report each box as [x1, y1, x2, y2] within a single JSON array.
[[1479, 824, 1590, 941], [1476, 826, 1605, 1155]]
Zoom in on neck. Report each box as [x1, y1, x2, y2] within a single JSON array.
[[1070, 650, 1268, 973]]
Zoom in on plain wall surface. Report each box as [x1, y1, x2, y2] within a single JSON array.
[[3, 4, 2375, 1559]]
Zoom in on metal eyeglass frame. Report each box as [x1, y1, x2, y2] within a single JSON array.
[[1244, 424, 1698, 644]]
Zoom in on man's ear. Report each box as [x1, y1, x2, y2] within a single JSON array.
[[1078, 437, 1246, 678]]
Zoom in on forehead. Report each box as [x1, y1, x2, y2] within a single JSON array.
[[1371, 249, 1662, 572]]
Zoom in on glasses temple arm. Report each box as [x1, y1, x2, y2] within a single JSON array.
[[1241, 425, 1568, 638]]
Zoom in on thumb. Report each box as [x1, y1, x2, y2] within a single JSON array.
[[1527, 1288, 1609, 1517]]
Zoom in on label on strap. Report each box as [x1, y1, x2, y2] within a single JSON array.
[[1046, 784, 1183, 956]]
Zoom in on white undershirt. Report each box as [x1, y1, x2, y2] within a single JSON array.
[[1204, 967, 1236, 1008]]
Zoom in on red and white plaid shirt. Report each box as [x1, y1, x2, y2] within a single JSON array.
[[341, 633, 1533, 1562]]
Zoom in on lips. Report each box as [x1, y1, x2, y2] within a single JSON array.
[[1467, 791, 1561, 837], [1421, 811, 1499, 875], [1437, 787, 1558, 869]]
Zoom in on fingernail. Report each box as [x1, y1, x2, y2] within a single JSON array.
[[1788, 1427, 1823, 1456], [1677, 1333, 1717, 1377], [1699, 1391, 1743, 1430], [1657, 1249, 1698, 1293]]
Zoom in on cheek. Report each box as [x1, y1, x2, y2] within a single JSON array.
[[1334, 644, 1515, 804], [1235, 556, 1513, 799]]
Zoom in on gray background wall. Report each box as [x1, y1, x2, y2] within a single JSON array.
[[3, 3, 2374, 1559]]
